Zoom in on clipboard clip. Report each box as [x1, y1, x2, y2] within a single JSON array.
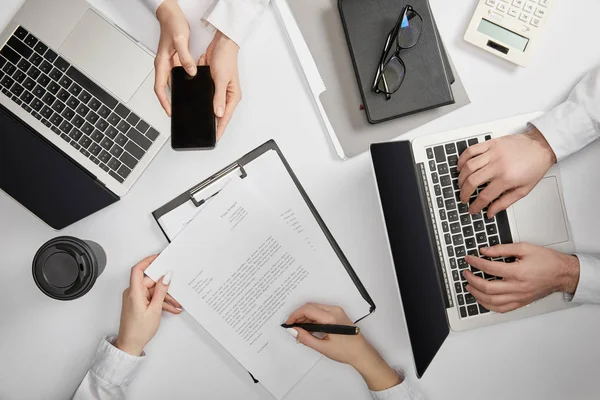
[[189, 162, 247, 207]]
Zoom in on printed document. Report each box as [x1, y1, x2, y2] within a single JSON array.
[[146, 175, 368, 399], [157, 150, 317, 251]]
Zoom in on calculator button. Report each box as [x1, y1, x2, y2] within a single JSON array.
[[530, 16, 541, 26], [497, 3, 507, 12], [508, 7, 519, 17], [512, 0, 524, 8], [519, 12, 531, 22], [487, 12, 503, 23], [534, 7, 546, 18], [486, 0, 497, 6], [539, 0, 550, 6], [523, 2, 534, 13]]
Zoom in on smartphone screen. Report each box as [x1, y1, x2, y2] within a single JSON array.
[[171, 66, 216, 150]]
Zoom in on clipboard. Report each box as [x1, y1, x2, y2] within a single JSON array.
[[153, 139, 375, 314], [151, 140, 375, 384]]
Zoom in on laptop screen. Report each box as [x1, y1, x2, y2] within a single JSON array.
[[0, 103, 118, 229], [371, 140, 449, 378]]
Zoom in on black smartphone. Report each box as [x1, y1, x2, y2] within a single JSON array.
[[170, 66, 216, 150]]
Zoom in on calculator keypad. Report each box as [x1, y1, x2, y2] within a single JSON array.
[[484, 0, 550, 31]]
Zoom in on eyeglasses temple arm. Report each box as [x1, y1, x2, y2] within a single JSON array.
[[372, 31, 394, 89], [372, 5, 410, 90]]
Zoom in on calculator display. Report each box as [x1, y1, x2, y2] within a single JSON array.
[[477, 19, 529, 51]]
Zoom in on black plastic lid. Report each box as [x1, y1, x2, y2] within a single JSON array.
[[32, 236, 99, 300]]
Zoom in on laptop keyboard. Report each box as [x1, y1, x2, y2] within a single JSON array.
[[0, 26, 160, 184], [426, 135, 514, 319]]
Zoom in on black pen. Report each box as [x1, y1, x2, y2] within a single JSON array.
[[281, 323, 360, 335]]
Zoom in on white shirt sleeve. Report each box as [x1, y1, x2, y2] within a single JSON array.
[[72, 336, 145, 400], [568, 253, 600, 304], [529, 67, 600, 305], [143, 0, 165, 15], [202, 0, 271, 47], [370, 369, 425, 400], [530, 66, 600, 162], [72, 339, 423, 399]]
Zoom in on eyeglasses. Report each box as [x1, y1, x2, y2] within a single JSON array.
[[372, 5, 423, 100]]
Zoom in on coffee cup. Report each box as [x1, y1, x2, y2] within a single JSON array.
[[32, 236, 106, 300]]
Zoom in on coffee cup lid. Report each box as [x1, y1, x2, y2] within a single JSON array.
[[32, 237, 99, 300]]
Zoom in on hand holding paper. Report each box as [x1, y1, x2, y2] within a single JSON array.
[[145, 172, 369, 399]]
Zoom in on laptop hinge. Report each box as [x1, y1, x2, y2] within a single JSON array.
[[417, 163, 453, 308]]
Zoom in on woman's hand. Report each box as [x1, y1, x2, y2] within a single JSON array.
[[198, 30, 242, 141], [154, 0, 197, 116], [115, 255, 181, 356], [285, 303, 402, 391]]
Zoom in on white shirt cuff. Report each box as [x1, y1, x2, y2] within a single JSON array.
[[370, 368, 425, 400], [90, 336, 146, 386], [529, 67, 600, 162], [202, 0, 269, 47], [530, 102, 598, 162], [570, 253, 600, 304], [143, 0, 166, 14]]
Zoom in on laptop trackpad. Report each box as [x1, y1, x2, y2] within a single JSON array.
[[59, 11, 153, 103], [513, 176, 569, 246]]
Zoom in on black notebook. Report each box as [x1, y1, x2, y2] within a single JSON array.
[[339, 0, 455, 124]]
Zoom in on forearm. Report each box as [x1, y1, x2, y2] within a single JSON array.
[[557, 253, 580, 295], [143, 0, 167, 15], [531, 66, 600, 161], [351, 342, 403, 392], [354, 350, 426, 400], [524, 128, 557, 165], [146, 0, 270, 47]]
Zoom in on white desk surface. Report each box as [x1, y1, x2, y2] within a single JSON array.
[[1, 1, 600, 399]]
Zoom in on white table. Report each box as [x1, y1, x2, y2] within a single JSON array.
[[1, 1, 600, 399]]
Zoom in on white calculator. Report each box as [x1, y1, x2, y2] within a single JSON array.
[[464, 0, 553, 67]]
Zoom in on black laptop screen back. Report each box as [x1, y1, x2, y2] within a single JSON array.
[[0, 104, 118, 229], [370, 141, 449, 378]]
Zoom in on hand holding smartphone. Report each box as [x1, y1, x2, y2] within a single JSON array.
[[171, 66, 216, 150]]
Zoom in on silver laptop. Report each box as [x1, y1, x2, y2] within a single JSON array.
[[371, 112, 577, 376], [373, 112, 576, 333], [0, 0, 169, 198]]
